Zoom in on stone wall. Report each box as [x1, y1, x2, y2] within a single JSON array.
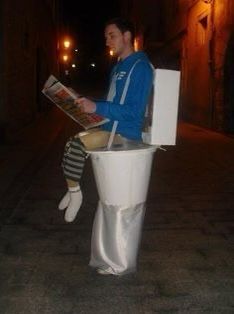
[[121, 0, 234, 133]]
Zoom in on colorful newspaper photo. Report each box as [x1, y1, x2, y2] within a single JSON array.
[[42, 75, 109, 130]]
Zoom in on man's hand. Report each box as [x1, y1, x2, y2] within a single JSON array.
[[75, 97, 96, 113]]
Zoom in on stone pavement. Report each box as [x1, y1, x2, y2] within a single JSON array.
[[0, 108, 234, 314]]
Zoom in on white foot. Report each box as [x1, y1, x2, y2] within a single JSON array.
[[58, 191, 70, 210], [64, 189, 83, 222]]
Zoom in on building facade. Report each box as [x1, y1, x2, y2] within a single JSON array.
[[121, 0, 234, 133], [0, 0, 59, 141]]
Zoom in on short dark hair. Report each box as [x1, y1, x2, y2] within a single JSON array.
[[105, 17, 135, 44]]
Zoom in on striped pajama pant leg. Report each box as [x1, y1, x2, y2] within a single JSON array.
[[62, 136, 87, 183]]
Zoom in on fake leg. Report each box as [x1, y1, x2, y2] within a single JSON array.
[[59, 130, 123, 222], [60, 137, 87, 222]]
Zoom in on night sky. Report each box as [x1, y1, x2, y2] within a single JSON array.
[[60, 1, 121, 59], [59, 1, 121, 90]]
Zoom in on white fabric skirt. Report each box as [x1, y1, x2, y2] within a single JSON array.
[[89, 201, 146, 275]]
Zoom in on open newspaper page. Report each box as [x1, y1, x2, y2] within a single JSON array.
[[42, 75, 109, 129]]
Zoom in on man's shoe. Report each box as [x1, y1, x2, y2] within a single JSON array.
[[97, 267, 113, 275]]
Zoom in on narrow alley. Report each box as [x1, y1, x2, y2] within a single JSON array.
[[0, 108, 234, 313]]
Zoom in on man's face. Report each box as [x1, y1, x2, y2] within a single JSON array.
[[105, 24, 128, 58]]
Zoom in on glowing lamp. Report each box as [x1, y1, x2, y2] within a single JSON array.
[[63, 40, 71, 49], [63, 55, 69, 62]]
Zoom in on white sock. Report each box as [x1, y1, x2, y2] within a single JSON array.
[[69, 186, 81, 192], [58, 191, 70, 210], [64, 186, 83, 222]]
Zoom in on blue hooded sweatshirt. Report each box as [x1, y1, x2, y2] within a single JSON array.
[[95, 51, 153, 141]]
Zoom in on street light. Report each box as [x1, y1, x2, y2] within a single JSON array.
[[62, 54, 69, 62], [63, 39, 71, 49], [134, 38, 139, 51], [109, 49, 114, 56]]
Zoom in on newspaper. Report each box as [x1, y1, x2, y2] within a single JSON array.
[[42, 75, 109, 129]]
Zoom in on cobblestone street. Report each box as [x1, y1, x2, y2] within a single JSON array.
[[0, 108, 233, 313]]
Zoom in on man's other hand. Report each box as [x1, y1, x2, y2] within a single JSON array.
[[75, 97, 96, 113]]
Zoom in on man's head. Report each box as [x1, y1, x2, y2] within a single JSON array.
[[105, 17, 135, 60]]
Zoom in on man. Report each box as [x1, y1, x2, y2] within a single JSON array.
[[59, 17, 153, 223]]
